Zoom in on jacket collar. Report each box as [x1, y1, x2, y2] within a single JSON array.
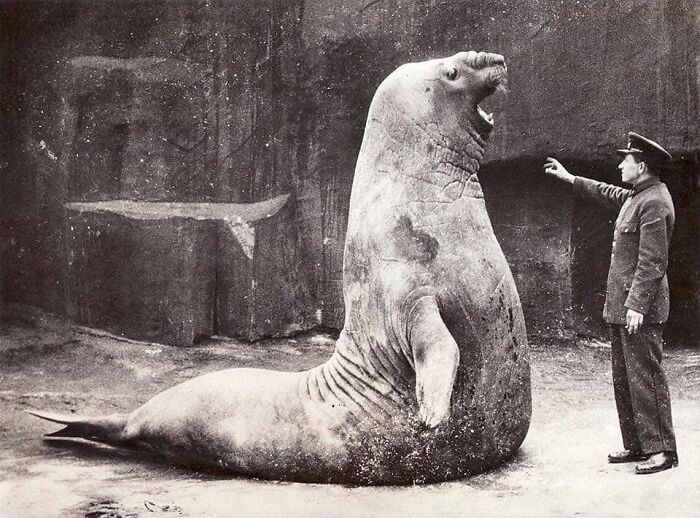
[[631, 176, 661, 196]]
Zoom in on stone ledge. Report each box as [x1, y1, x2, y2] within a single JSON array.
[[64, 196, 317, 345], [65, 196, 289, 222]]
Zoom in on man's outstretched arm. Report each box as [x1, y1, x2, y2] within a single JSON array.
[[544, 157, 630, 211]]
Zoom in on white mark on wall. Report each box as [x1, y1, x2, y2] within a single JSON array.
[[38, 140, 57, 160], [224, 217, 256, 260]]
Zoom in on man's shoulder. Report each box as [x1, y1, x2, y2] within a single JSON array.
[[649, 181, 670, 192], [640, 182, 672, 201], [635, 182, 674, 212]]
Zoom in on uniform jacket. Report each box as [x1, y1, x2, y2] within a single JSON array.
[[573, 176, 675, 324]]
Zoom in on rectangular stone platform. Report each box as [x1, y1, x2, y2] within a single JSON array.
[[65, 196, 317, 346]]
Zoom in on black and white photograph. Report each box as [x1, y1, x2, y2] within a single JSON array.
[[0, 1, 698, 516]]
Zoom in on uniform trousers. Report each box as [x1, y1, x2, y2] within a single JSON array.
[[609, 324, 676, 454]]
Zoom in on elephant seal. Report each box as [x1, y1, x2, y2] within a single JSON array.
[[29, 51, 530, 485]]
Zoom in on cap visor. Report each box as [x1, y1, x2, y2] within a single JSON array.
[[616, 148, 644, 155]]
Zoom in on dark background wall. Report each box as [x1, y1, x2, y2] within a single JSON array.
[[1, 0, 698, 346]]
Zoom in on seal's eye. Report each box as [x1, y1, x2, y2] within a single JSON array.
[[446, 67, 458, 81]]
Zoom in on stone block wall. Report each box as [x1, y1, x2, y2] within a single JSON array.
[[64, 197, 316, 345], [1, 0, 698, 345], [65, 206, 217, 346]]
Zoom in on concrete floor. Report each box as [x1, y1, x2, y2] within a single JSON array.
[[0, 318, 699, 518]]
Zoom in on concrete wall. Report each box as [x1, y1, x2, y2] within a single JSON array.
[[1, 0, 698, 344]]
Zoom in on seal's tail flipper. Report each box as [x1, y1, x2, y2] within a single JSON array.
[[26, 409, 130, 446]]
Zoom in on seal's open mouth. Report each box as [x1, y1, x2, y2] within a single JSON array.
[[466, 52, 507, 132]]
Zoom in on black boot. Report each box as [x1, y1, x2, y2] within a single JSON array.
[[608, 450, 649, 464], [635, 451, 678, 474]]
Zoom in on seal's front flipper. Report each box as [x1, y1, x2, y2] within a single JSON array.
[[407, 295, 459, 428]]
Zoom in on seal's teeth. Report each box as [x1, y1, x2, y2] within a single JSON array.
[[476, 105, 494, 127]]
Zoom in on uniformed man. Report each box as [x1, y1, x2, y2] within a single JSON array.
[[544, 132, 678, 475]]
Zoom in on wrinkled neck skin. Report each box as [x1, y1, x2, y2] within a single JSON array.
[[350, 93, 488, 216], [306, 90, 493, 431]]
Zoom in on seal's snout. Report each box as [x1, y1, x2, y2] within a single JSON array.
[[458, 50, 508, 99], [450, 51, 508, 137], [461, 51, 506, 70]]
